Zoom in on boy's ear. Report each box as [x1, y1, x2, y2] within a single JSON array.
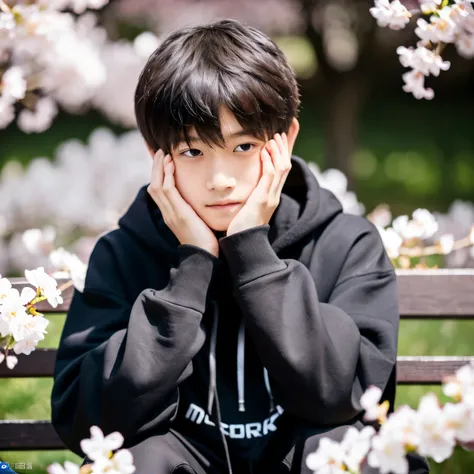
[[286, 117, 300, 156]]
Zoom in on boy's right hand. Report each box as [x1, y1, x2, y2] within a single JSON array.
[[147, 149, 219, 258]]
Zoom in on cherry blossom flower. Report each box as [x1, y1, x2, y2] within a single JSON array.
[[341, 426, 376, 472], [392, 209, 439, 241], [50, 247, 87, 292], [401, 69, 434, 99], [80, 425, 125, 462], [376, 226, 403, 259], [91, 449, 136, 474], [439, 233, 455, 254], [47, 460, 80, 474], [384, 405, 420, 448], [306, 438, 346, 474], [416, 393, 456, 463], [443, 361, 474, 401], [1, 66, 27, 101], [397, 45, 451, 76], [0, 352, 18, 369], [420, 0, 443, 15], [48, 426, 135, 473], [25, 266, 63, 307], [456, 31, 474, 57], [17, 97, 58, 134], [443, 401, 474, 443], [367, 428, 408, 474], [370, 0, 412, 30], [13, 329, 46, 355]]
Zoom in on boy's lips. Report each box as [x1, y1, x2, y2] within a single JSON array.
[[207, 200, 241, 207], [207, 201, 241, 210]]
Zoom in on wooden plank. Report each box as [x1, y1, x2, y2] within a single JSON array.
[[1, 358, 473, 451], [0, 420, 65, 450], [1, 349, 472, 382], [0, 348, 57, 378], [10, 278, 74, 313], [396, 270, 474, 318], [397, 356, 473, 384], [8, 271, 474, 318]]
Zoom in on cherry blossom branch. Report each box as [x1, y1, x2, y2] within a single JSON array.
[[370, 0, 474, 99], [306, 362, 474, 474], [0, 268, 65, 367]]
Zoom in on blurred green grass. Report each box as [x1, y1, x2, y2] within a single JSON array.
[[1, 316, 473, 473]]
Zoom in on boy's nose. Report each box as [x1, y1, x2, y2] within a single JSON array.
[[207, 172, 237, 191]]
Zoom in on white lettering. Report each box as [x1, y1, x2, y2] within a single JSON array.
[[263, 411, 279, 435], [220, 422, 229, 436], [245, 423, 262, 438], [185, 403, 205, 424], [184, 403, 285, 439], [229, 424, 245, 439]]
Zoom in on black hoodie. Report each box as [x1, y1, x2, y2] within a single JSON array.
[[51, 155, 399, 467]]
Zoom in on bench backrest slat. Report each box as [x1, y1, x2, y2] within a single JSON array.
[[8, 270, 474, 317]]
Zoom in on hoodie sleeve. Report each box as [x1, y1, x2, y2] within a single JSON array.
[[51, 235, 220, 457], [219, 223, 398, 425]]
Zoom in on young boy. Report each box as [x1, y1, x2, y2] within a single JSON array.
[[51, 19, 429, 474]]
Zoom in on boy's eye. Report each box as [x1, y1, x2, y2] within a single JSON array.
[[182, 149, 203, 158], [234, 143, 254, 152]]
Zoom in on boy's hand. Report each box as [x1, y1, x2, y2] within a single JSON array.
[[226, 133, 291, 237], [147, 150, 219, 257]]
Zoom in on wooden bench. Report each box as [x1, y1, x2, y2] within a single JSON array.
[[1, 269, 473, 451]]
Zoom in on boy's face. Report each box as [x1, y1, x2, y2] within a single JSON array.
[[147, 105, 298, 232], [167, 105, 294, 232]]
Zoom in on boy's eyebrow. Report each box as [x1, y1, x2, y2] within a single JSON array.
[[178, 129, 256, 145]]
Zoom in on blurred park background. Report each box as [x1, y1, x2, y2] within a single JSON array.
[[0, 0, 474, 472]]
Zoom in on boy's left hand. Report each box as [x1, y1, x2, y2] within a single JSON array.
[[226, 132, 291, 237]]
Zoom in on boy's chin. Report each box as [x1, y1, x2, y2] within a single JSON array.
[[205, 219, 230, 233], [209, 223, 229, 233]]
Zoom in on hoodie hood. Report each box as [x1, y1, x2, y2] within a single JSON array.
[[118, 154, 343, 258]]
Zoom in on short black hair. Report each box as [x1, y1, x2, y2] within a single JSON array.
[[134, 19, 301, 155]]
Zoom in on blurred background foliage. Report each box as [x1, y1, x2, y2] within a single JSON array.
[[1, 0, 474, 472]]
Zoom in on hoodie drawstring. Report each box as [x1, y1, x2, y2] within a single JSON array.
[[207, 303, 218, 415], [263, 367, 275, 413], [208, 301, 233, 474], [237, 320, 275, 414], [237, 319, 246, 412]]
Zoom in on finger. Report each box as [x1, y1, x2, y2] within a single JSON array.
[[282, 132, 291, 169], [257, 147, 275, 195], [162, 157, 194, 218], [149, 152, 173, 217], [148, 149, 166, 202], [162, 156, 181, 210], [268, 137, 291, 200], [274, 133, 285, 157], [149, 149, 164, 189], [282, 132, 288, 151], [267, 139, 281, 179], [273, 135, 290, 174]]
